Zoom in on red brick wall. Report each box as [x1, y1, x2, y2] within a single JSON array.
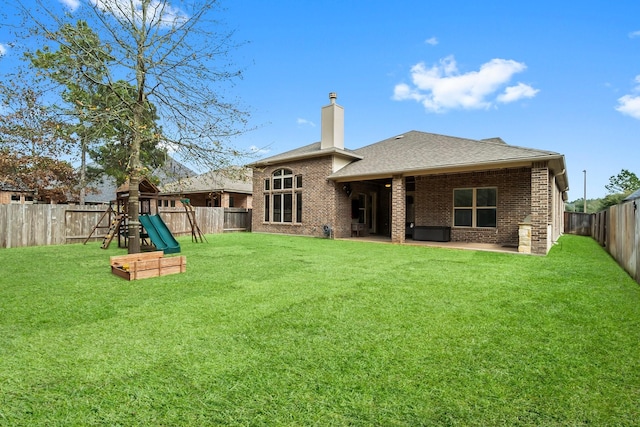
[[252, 156, 353, 238], [252, 162, 556, 252], [0, 192, 10, 204], [414, 168, 532, 246], [530, 163, 549, 254], [342, 181, 388, 237], [391, 175, 406, 243]]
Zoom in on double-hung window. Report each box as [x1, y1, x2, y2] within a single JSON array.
[[264, 169, 302, 223], [453, 187, 497, 227]]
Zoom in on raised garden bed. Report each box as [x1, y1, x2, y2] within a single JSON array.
[[110, 251, 186, 281]]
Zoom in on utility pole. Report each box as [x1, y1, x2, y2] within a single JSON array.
[[583, 170, 587, 213]]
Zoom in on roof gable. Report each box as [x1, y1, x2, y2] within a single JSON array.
[[249, 142, 362, 167]]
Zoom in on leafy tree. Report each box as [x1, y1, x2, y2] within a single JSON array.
[[605, 169, 640, 195], [27, 20, 114, 204], [566, 198, 598, 214], [0, 85, 80, 202], [17, 0, 251, 253], [599, 193, 627, 210], [28, 20, 166, 200], [88, 80, 167, 186], [595, 169, 640, 210]]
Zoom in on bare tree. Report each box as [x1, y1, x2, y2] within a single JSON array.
[[16, 0, 250, 253]]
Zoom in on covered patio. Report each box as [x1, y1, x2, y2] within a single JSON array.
[[339, 234, 520, 254]]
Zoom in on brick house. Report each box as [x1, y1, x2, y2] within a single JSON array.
[[0, 180, 35, 204], [250, 93, 568, 255], [159, 168, 253, 209]]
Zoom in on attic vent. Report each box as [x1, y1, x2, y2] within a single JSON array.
[[395, 135, 404, 139]]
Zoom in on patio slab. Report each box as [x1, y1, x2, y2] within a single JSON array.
[[340, 235, 520, 254]]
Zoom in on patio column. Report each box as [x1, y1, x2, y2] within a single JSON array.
[[530, 163, 549, 254], [391, 175, 406, 244]]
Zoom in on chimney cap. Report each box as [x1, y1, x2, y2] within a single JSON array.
[[329, 92, 337, 103]]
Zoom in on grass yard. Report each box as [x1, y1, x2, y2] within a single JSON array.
[[0, 233, 639, 426]]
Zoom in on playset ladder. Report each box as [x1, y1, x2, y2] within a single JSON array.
[[182, 199, 207, 243], [84, 205, 118, 245], [101, 213, 124, 249]]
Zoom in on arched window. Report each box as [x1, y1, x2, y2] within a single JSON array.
[[264, 168, 302, 223]]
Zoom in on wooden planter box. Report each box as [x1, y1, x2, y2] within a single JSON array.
[[110, 251, 186, 281]]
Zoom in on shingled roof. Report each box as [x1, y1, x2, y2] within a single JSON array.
[[250, 130, 568, 191], [249, 142, 362, 167], [160, 167, 253, 195], [623, 188, 640, 202], [0, 178, 32, 192], [329, 130, 566, 182]]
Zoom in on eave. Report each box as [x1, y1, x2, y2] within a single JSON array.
[[330, 154, 569, 192], [249, 147, 363, 168]]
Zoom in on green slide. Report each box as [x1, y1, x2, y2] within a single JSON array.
[[139, 214, 181, 254]]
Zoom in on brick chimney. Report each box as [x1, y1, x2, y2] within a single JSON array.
[[321, 92, 344, 150]]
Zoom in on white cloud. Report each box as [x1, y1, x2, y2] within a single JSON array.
[[297, 118, 315, 127], [0, 44, 7, 57], [59, 0, 81, 11], [629, 30, 640, 38], [90, 0, 188, 27], [393, 55, 537, 112], [616, 95, 640, 119], [425, 37, 438, 46], [616, 74, 640, 119], [497, 82, 539, 103]]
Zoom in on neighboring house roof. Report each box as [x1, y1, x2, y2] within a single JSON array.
[[160, 167, 253, 195], [84, 175, 117, 204], [83, 156, 196, 204], [0, 178, 33, 193], [151, 156, 196, 184], [623, 188, 640, 202], [249, 142, 363, 167]]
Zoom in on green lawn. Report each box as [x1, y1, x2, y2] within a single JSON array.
[[1, 233, 639, 426]]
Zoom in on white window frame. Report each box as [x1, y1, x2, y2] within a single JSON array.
[[265, 169, 302, 224]]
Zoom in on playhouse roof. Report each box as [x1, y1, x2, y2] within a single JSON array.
[[116, 177, 159, 196]]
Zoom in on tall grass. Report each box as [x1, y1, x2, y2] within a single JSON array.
[[0, 234, 638, 426]]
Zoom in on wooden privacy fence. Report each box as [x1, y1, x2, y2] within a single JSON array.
[[594, 202, 639, 284], [563, 212, 593, 236], [566, 203, 639, 284], [0, 204, 251, 249], [224, 207, 252, 231]]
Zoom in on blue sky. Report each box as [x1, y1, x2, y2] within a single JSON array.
[[2, 1, 639, 200]]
